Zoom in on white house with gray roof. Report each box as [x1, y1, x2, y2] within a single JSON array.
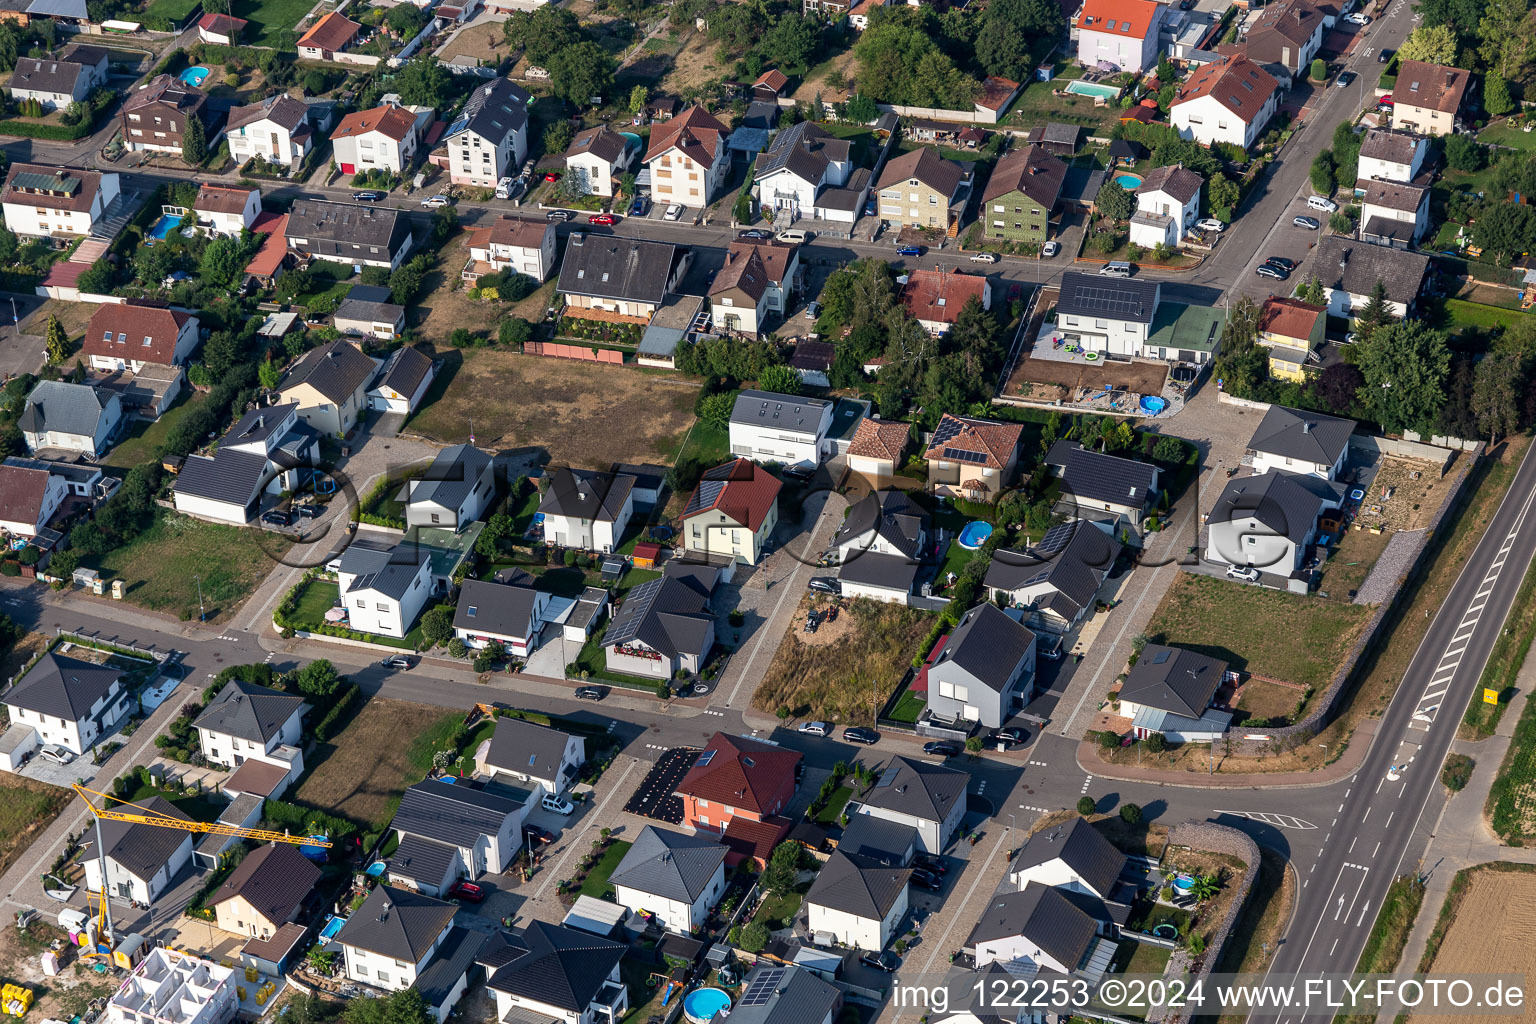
[[8, 53, 104, 110], [337, 884, 457, 993], [3, 652, 132, 758], [19, 380, 121, 457], [1245, 404, 1355, 480], [1308, 235, 1429, 320], [836, 813, 918, 865], [986, 521, 1121, 635], [1357, 128, 1427, 184], [539, 467, 635, 553], [727, 963, 840, 1024], [482, 715, 585, 796], [486, 921, 629, 1024], [367, 345, 435, 415], [389, 778, 531, 893], [805, 849, 910, 950], [1043, 440, 1160, 527], [833, 490, 928, 564], [277, 337, 379, 438], [610, 825, 727, 934], [337, 540, 432, 637], [1007, 816, 1126, 897], [1206, 469, 1345, 576], [557, 234, 691, 321], [83, 795, 194, 903], [564, 126, 635, 198], [172, 403, 318, 525], [854, 756, 968, 854], [442, 78, 529, 188], [600, 576, 715, 681], [1053, 272, 1160, 358], [1116, 644, 1231, 740], [453, 579, 553, 658], [407, 444, 495, 531], [193, 679, 307, 787], [967, 882, 1113, 972], [926, 604, 1037, 729], [752, 121, 855, 223], [729, 389, 834, 467]]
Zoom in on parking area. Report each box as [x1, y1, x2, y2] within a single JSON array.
[[622, 747, 696, 822]]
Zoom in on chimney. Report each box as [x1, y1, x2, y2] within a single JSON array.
[[1302, 421, 1312, 433]]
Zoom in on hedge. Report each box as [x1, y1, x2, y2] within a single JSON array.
[[263, 798, 356, 842], [0, 89, 116, 141], [312, 683, 361, 741]]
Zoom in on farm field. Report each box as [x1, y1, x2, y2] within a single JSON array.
[[1414, 865, 1536, 1022]]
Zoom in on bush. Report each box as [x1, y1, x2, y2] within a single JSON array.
[[1441, 753, 1474, 791], [1076, 796, 1096, 815], [739, 921, 770, 952], [1119, 802, 1142, 824], [311, 684, 361, 741], [1144, 732, 1167, 753]]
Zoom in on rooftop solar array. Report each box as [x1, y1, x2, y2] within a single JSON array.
[[742, 968, 788, 1006]]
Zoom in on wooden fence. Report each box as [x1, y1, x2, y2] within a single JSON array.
[[524, 342, 625, 364]]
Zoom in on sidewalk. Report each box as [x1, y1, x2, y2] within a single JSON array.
[[1076, 718, 1377, 789]]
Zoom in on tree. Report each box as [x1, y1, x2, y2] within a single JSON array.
[[293, 659, 342, 699], [1310, 57, 1327, 81], [1416, 0, 1481, 36], [258, 359, 282, 390], [385, 2, 427, 35], [1076, 796, 1096, 815], [1353, 279, 1396, 343], [844, 93, 879, 122], [1095, 180, 1133, 221], [1119, 802, 1142, 824], [201, 331, 242, 379], [1315, 362, 1364, 414], [1212, 296, 1267, 398], [1208, 172, 1239, 218], [505, 5, 583, 62], [761, 14, 821, 75], [390, 257, 429, 305], [394, 56, 452, 108], [734, 162, 755, 223], [1309, 149, 1335, 195], [855, 18, 977, 109], [420, 605, 455, 648], [698, 391, 736, 428], [763, 841, 801, 892], [1485, 71, 1515, 116], [199, 237, 243, 289], [1357, 320, 1451, 433], [1479, 0, 1536, 80], [1398, 22, 1460, 64], [627, 83, 648, 114], [1296, 275, 1326, 305], [43, 313, 66, 365], [181, 116, 207, 165], [757, 364, 802, 395], [1444, 133, 1487, 173], [1472, 353, 1525, 440], [549, 41, 615, 107], [543, 119, 575, 156], [343, 987, 431, 1024], [499, 318, 533, 346], [302, 68, 330, 95], [1151, 436, 1185, 464], [976, 0, 1064, 79], [739, 921, 770, 953]]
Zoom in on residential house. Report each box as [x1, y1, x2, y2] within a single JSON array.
[[875, 147, 968, 232], [485, 922, 628, 1024], [729, 389, 834, 467], [600, 576, 716, 680], [3, 652, 133, 756], [367, 345, 435, 414], [986, 520, 1122, 634], [297, 11, 363, 61], [1391, 60, 1470, 135], [804, 850, 910, 951], [1357, 128, 1427, 184], [407, 443, 495, 531], [389, 778, 529, 893], [836, 813, 918, 865], [22, 0, 90, 30], [19, 380, 121, 456], [926, 604, 1037, 729], [1307, 235, 1429, 320], [443, 78, 529, 187], [277, 338, 378, 437], [82, 303, 198, 373], [1246, 404, 1355, 479], [1171, 55, 1279, 149], [564, 126, 635, 198], [205, 844, 320, 939], [837, 548, 922, 606], [285, 198, 414, 271], [333, 104, 420, 175], [644, 105, 731, 208], [1356, 178, 1430, 248], [980, 143, 1066, 244], [196, 12, 247, 43], [334, 295, 405, 339], [847, 0, 889, 29], [610, 825, 728, 934], [171, 403, 318, 525], [1257, 297, 1327, 381], [83, 796, 194, 903], [1115, 644, 1231, 740], [1054, 270, 1161, 358], [676, 732, 801, 835], [1, 164, 120, 238], [710, 240, 800, 336], [900, 268, 991, 336], [193, 679, 307, 781], [681, 458, 781, 566], [967, 882, 1111, 971], [539, 467, 636, 552], [922, 413, 1023, 503], [452, 578, 553, 658], [833, 490, 927, 565], [1007, 816, 1126, 897], [556, 234, 690, 321], [0, 460, 68, 539], [855, 756, 967, 854], [121, 74, 208, 154], [1242, 0, 1325, 81], [752, 121, 856, 224], [1143, 302, 1225, 364], [336, 885, 456, 993], [726, 966, 839, 1024], [1206, 469, 1344, 575], [336, 540, 433, 637], [481, 715, 585, 796], [1129, 164, 1202, 248], [1042, 440, 1159, 525], [194, 184, 261, 236], [845, 418, 911, 488], [226, 94, 315, 172], [1074, 0, 1167, 72], [8, 52, 104, 110], [466, 215, 557, 282]]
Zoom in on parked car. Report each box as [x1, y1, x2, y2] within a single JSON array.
[[843, 726, 880, 745], [589, 213, 618, 225], [541, 794, 575, 815], [808, 576, 840, 594], [495, 177, 517, 199], [1378, 48, 1395, 63], [782, 463, 815, 480], [38, 745, 74, 765], [914, 852, 948, 874], [1255, 264, 1289, 280], [1307, 195, 1339, 213], [804, 301, 822, 320], [969, 251, 999, 263], [739, 229, 772, 240], [1196, 218, 1226, 233], [420, 195, 452, 208], [352, 190, 386, 202], [446, 881, 486, 903], [523, 825, 556, 844], [382, 655, 415, 670], [1041, 240, 1060, 257], [895, 245, 924, 256], [864, 199, 877, 216], [546, 209, 573, 222], [1337, 70, 1357, 87], [923, 741, 959, 757], [575, 686, 605, 700], [1293, 216, 1320, 229], [909, 867, 943, 891], [1345, 11, 1370, 22], [663, 204, 685, 221], [544, 171, 562, 183], [294, 504, 322, 519], [1226, 565, 1261, 582], [1265, 256, 1297, 271], [861, 951, 900, 972], [630, 195, 651, 216], [798, 721, 830, 736], [995, 727, 1027, 746], [261, 510, 292, 527]]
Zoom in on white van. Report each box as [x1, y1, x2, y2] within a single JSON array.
[[777, 229, 810, 243], [1098, 261, 1133, 277], [542, 794, 575, 815], [1307, 195, 1339, 212]]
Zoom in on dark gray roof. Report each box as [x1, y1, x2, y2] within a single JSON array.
[[416, 927, 489, 1010], [729, 390, 831, 435], [19, 380, 115, 439], [486, 715, 579, 782], [1362, 216, 1415, 243], [1208, 469, 1342, 543], [487, 921, 626, 1012], [204, 842, 320, 923], [376, 346, 433, 398], [1120, 644, 1227, 718], [1309, 235, 1429, 304], [194, 679, 306, 743], [335, 296, 404, 326], [391, 833, 460, 886], [861, 756, 967, 823], [805, 849, 908, 919], [10, 56, 86, 95], [728, 963, 840, 1024], [1056, 271, 1159, 324], [985, 521, 1121, 621], [225, 403, 297, 449], [286, 199, 411, 260], [557, 235, 680, 303], [1359, 128, 1419, 165], [1246, 404, 1355, 467], [57, 43, 108, 66], [567, 125, 627, 163], [540, 467, 634, 523], [410, 444, 493, 513], [609, 825, 727, 903], [97, 796, 191, 880], [754, 121, 851, 185], [280, 338, 375, 404], [834, 490, 926, 559], [600, 576, 713, 659], [5, 652, 121, 722], [448, 78, 529, 145], [454, 579, 541, 639], [174, 449, 267, 507], [1009, 817, 1125, 897], [393, 778, 524, 847], [339, 541, 429, 599], [837, 551, 919, 593], [836, 813, 918, 863], [337, 885, 456, 961], [966, 882, 1097, 970], [932, 603, 1035, 693], [1045, 440, 1158, 509]]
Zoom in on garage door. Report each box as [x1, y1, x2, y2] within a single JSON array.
[[340, 163, 355, 174]]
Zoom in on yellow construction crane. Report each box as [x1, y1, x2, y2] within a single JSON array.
[[70, 783, 334, 942]]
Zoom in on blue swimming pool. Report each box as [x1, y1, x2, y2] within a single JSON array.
[[147, 213, 179, 242], [1139, 395, 1167, 415], [319, 915, 346, 941], [956, 521, 994, 550], [1065, 79, 1123, 99], [1115, 173, 1144, 190], [179, 66, 210, 87], [683, 989, 732, 1024]]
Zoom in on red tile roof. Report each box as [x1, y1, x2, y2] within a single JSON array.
[[677, 732, 802, 813], [976, 77, 1022, 113], [197, 12, 247, 35], [645, 105, 729, 166], [922, 414, 1023, 470], [1258, 297, 1326, 342], [245, 212, 289, 278], [0, 463, 48, 530], [487, 214, 551, 250], [682, 458, 782, 531], [298, 11, 361, 52], [196, 184, 256, 216], [83, 302, 193, 365], [754, 69, 789, 94], [333, 104, 417, 143], [1172, 54, 1278, 123], [1392, 60, 1470, 114], [1076, 0, 1161, 38], [723, 815, 792, 868], [900, 268, 989, 326], [848, 418, 911, 463]]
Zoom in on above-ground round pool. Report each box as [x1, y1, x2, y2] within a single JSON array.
[[1171, 875, 1195, 894], [683, 988, 732, 1024], [179, 66, 211, 87], [956, 521, 994, 550], [1139, 395, 1167, 415], [1114, 173, 1143, 190], [1152, 924, 1178, 939]]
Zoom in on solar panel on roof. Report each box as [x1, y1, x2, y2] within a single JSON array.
[[942, 447, 987, 464], [875, 763, 901, 788], [742, 968, 787, 1006], [696, 750, 716, 766]]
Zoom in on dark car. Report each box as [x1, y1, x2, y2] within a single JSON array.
[[782, 463, 815, 480], [808, 576, 840, 594], [1378, 47, 1395, 63], [909, 868, 943, 891], [1265, 256, 1297, 272], [546, 209, 574, 222], [861, 951, 900, 972], [895, 245, 924, 256], [843, 726, 880, 745], [923, 741, 959, 757], [353, 190, 386, 202], [995, 727, 1027, 746], [630, 195, 651, 216], [446, 881, 486, 903], [1337, 70, 1357, 87], [1255, 264, 1289, 280], [914, 852, 948, 874], [294, 504, 323, 519], [523, 825, 556, 844], [575, 686, 605, 700], [261, 510, 291, 527]]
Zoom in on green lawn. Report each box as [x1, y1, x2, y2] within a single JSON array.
[[754, 886, 805, 929], [143, 0, 198, 24], [813, 786, 852, 825], [279, 577, 430, 650], [887, 685, 926, 725], [664, 419, 729, 471], [576, 839, 632, 898], [291, 578, 341, 625], [1442, 298, 1527, 332], [115, 781, 225, 823], [1478, 121, 1536, 151], [1121, 941, 1173, 977], [102, 391, 208, 469], [938, 538, 979, 585], [233, 0, 316, 44]]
